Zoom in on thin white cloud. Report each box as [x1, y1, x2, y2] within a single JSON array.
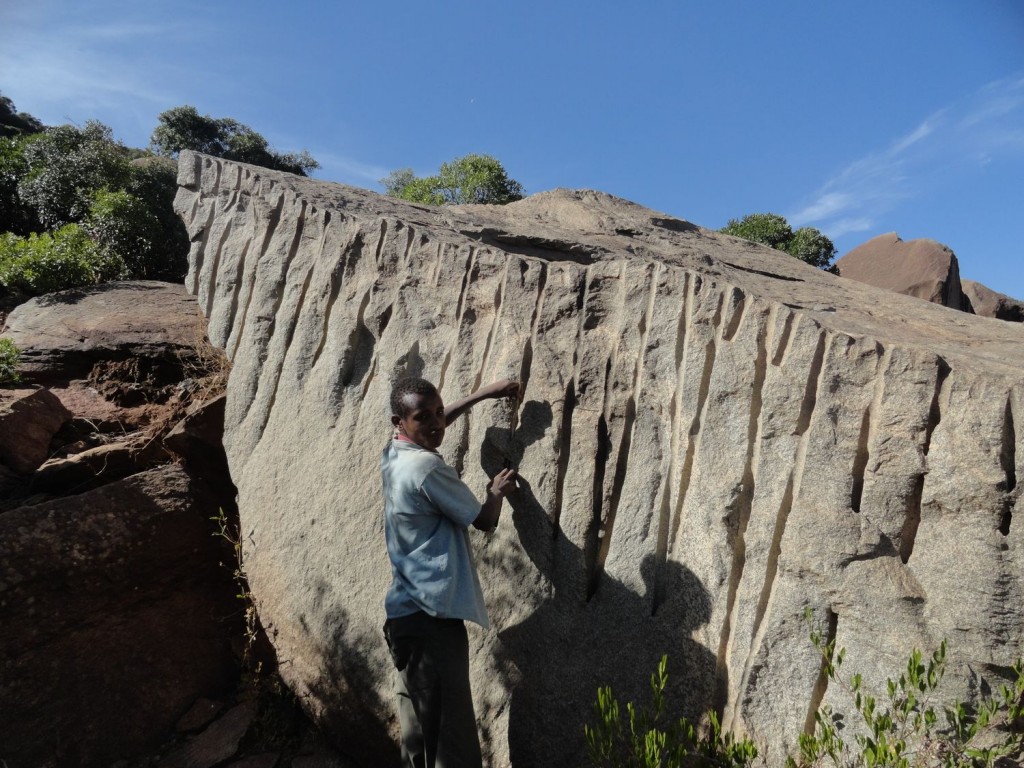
[[312, 150, 393, 188], [788, 75, 1024, 240]]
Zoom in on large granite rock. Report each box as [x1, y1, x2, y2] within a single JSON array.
[[836, 232, 968, 310], [174, 151, 1023, 766], [962, 279, 1024, 323], [0, 465, 238, 767]]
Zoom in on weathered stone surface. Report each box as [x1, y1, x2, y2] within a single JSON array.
[[159, 701, 256, 768], [176, 697, 227, 733], [32, 436, 170, 493], [175, 151, 1024, 766], [0, 386, 71, 472], [963, 278, 1024, 322], [0, 465, 238, 767], [3, 280, 206, 380], [836, 232, 968, 310]]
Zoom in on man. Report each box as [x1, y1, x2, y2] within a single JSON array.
[[382, 376, 519, 768]]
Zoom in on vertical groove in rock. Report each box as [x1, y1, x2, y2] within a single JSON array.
[[852, 348, 889, 515], [339, 289, 373, 389], [716, 303, 769, 704], [586, 409, 612, 601], [205, 220, 234, 319], [744, 330, 831, 685], [312, 228, 359, 371], [248, 201, 308, 442], [222, 230, 253, 348], [771, 309, 797, 367], [999, 394, 1016, 536], [851, 408, 871, 514], [722, 287, 747, 342], [230, 191, 285, 360], [402, 224, 416, 267], [373, 219, 388, 265], [519, 261, 548, 403], [591, 265, 659, 600], [473, 259, 508, 393], [553, 380, 576, 531], [668, 290, 725, 557], [653, 273, 694, 615], [438, 246, 477, 394], [803, 608, 839, 736], [901, 357, 951, 563], [190, 203, 218, 303]]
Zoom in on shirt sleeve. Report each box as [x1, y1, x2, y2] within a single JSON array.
[[420, 463, 481, 528]]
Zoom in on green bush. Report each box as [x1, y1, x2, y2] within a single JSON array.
[[790, 612, 1024, 768], [0, 337, 20, 384], [0, 224, 126, 295], [586, 620, 1024, 768], [585, 655, 758, 768]]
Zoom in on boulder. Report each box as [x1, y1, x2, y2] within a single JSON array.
[[31, 437, 170, 494], [3, 280, 207, 382], [0, 386, 71, 473], [175, 151, 1023, 766], [962, 279, 1024, 323], [835, 232, 968, 309], [0, 465, 239, 767]]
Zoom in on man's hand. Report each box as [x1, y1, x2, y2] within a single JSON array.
[[488, 467, 519, 498], [445, 380, 521, 426], [474, 467, 518, 531], [481, 379, 521, 402]]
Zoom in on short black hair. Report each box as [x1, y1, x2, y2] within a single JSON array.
[[390, 377, 439, 417]]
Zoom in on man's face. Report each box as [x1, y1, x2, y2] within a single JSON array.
[[393, 390, 446, 451]]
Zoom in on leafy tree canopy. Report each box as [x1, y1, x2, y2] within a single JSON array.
[[0, 93, 44, 139], [382, 154, 524, 206], [720, 213, 839, 274], [150, 105, 319, 176]]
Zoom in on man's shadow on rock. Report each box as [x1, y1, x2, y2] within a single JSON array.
[[482, 401, 717, 768]]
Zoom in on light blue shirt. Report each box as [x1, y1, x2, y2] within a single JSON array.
[[382, 439, 489, 628]]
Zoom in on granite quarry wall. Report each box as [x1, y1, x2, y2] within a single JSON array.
[[174, 150, 1023, 766]]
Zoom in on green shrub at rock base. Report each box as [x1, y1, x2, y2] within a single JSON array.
[[585, 654, 758, 767], [0, 224, 126, 295], [789, 610, 1024, 768], [0, 337, 20, 384]]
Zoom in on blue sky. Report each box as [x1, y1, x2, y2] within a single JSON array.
[[2, 0, 1022, 299]]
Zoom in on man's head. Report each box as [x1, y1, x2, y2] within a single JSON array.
[[390, 377, 445, 450]]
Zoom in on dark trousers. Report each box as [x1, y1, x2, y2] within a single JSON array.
[[384, 611, 483, 768]]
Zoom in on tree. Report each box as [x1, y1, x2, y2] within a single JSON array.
[[150, 105, 319, 176], [0, 93, 44, 139], [18, 121, 131, 228], [382, 154, 524, 205], [720, 213, 839, 274]]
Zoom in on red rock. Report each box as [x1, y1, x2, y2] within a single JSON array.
[[961, 279, 1024, 322], [176, 697, 227, 733], [0, 465, 239, 767], [159, 701, 256, 768], [0, 386, 71, 472], [836, 232, 967, 309]]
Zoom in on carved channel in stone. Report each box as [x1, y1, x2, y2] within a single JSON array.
[[249, 201, 308, 442], [553, 380, 576, 532], [230, 191, 286, 360], [717, 306, 769, 701], [901, 357, 952, 562], [1000, 394, 1016, 536], [803, 607, 839, 735], [312, 228, 359, 371], [206, 219, 234, 319], [771, 310, 797, 367]]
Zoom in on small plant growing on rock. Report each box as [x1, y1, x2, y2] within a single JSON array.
[[585, 654, 758, 767], [0, 337, 21, 384], [789, 608, 1024, 768]]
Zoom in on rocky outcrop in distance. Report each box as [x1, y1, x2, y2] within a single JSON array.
[[836, 233, 1023, 323], [836, 233, 969, 310], [175, 150, 1023, 767]]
